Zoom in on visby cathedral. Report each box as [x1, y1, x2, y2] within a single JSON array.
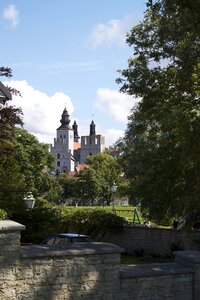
[[50, 107, 105, 174]]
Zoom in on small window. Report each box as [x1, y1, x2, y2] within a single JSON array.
[[57, 153, 60, 159], [64, 135, 66, 138], [60, 135, 62, 138], [57, 161, 60, 167]]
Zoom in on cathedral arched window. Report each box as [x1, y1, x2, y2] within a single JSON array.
[[57, 153, 60, 159], [57, 161, 60, 167]]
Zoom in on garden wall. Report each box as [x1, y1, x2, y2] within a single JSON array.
[[1, 220, 200, 299], [100, 225, 200, 256]]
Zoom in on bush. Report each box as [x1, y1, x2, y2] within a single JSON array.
[[12, 203, 125, 244], [0, 208, 8, 220], [61, 207, 125, 236], [13, 198, 64, 243]]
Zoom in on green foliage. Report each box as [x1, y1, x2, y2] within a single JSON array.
[[0, 127, 55, 217], [57, 173, 78, 201], [78, 153, 122, 205], [0, 67, 23, 156], [13, 198, 64, 243], [13, 204, 125, 243], [61, 207, 125, 235], [117, 0, 200, 225], [0, 156, 26, 216], [14, 128, 54, 194], [0, 208, 8, 219], [40, 174, 64, 203]]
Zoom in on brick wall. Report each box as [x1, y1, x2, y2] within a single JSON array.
[[101, 225, 199, 256]]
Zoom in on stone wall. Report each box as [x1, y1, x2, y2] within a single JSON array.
[[100, 225, 200, 256], [120, 258, 194, 300], [1, 220, 200, 299]]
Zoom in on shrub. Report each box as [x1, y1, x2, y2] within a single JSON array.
[[13, 198, 64, 243], [0, 208, 8, 220], [12, 204, 125, 244], [61, 207, 125, 236]]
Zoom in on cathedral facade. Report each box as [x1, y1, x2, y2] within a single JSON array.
[[50, 108, 105, 174]]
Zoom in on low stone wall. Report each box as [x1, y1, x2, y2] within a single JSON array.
[[100, 225, 200, 256], [1, 220, 200, 299], [120, 259, 194, 299]]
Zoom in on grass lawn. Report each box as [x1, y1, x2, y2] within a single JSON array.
[[83, 205, 143, 224], [66, 205, 143, 225]]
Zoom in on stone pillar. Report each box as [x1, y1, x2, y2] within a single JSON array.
[[0, 220, 25, 265], [174, 250, 200, 299], [0, 220, 25, 299]]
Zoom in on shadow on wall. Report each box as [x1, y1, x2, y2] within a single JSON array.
[[0, 220, 122, 300]]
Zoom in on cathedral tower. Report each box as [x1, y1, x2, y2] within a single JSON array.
[[79, 120, 105, 164], [50, 108, 74, 174]]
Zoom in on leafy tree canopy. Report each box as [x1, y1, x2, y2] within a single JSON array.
[[78, 153, 121, 205], [13, 128, 55, 194], [0, 67, 23, 156], [0, 128, 55, 215], [117, 0, 200, 226]]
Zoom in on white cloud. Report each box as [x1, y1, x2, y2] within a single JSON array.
[[103, 128, 124, 147], [2, 5, 20, 28], [3, 80, 73, 143], [2, 81, 133, 147], [87, 15, 135, 48], [94, 88, 138, 124]]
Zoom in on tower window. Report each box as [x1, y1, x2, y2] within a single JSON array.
[[89, 153, 92, 156], [64, 135, 66, 138], [57, 161, 60, 167], [57, 153, 60, 159], [60, 135, 62, 138]]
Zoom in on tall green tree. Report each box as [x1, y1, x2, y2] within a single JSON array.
[[14, 128, 54, 194], [57, 173, 79, 202], [0, 156, 26, 215], [117, 0, 200, 225], [0, 67, 23, 156], [0, 128, 54, 215], [40, 174, 63, 204], [78, 153, 121, 205]]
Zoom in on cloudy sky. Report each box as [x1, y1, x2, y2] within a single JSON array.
[[1, 0, 146, 146]]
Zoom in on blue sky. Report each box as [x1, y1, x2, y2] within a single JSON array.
[[1, 0, 146, 146]]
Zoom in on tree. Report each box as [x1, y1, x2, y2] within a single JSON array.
[[78, 153, 121, 205], [0, 67, 23, 156], [13, 128, 55, 195], [0, 67, 25, 215], [117, 0, 200, 225], [0, 127, 55, 215], [57, 173, 79, 203], [0, 156, 26, 216]]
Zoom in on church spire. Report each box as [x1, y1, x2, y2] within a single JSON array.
[[57, 107, 71, 130], [72, 120, 80, 142], [90, 120, 96, 135]]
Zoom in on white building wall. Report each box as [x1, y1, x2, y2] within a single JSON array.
[[51, 128, 74, 173]]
